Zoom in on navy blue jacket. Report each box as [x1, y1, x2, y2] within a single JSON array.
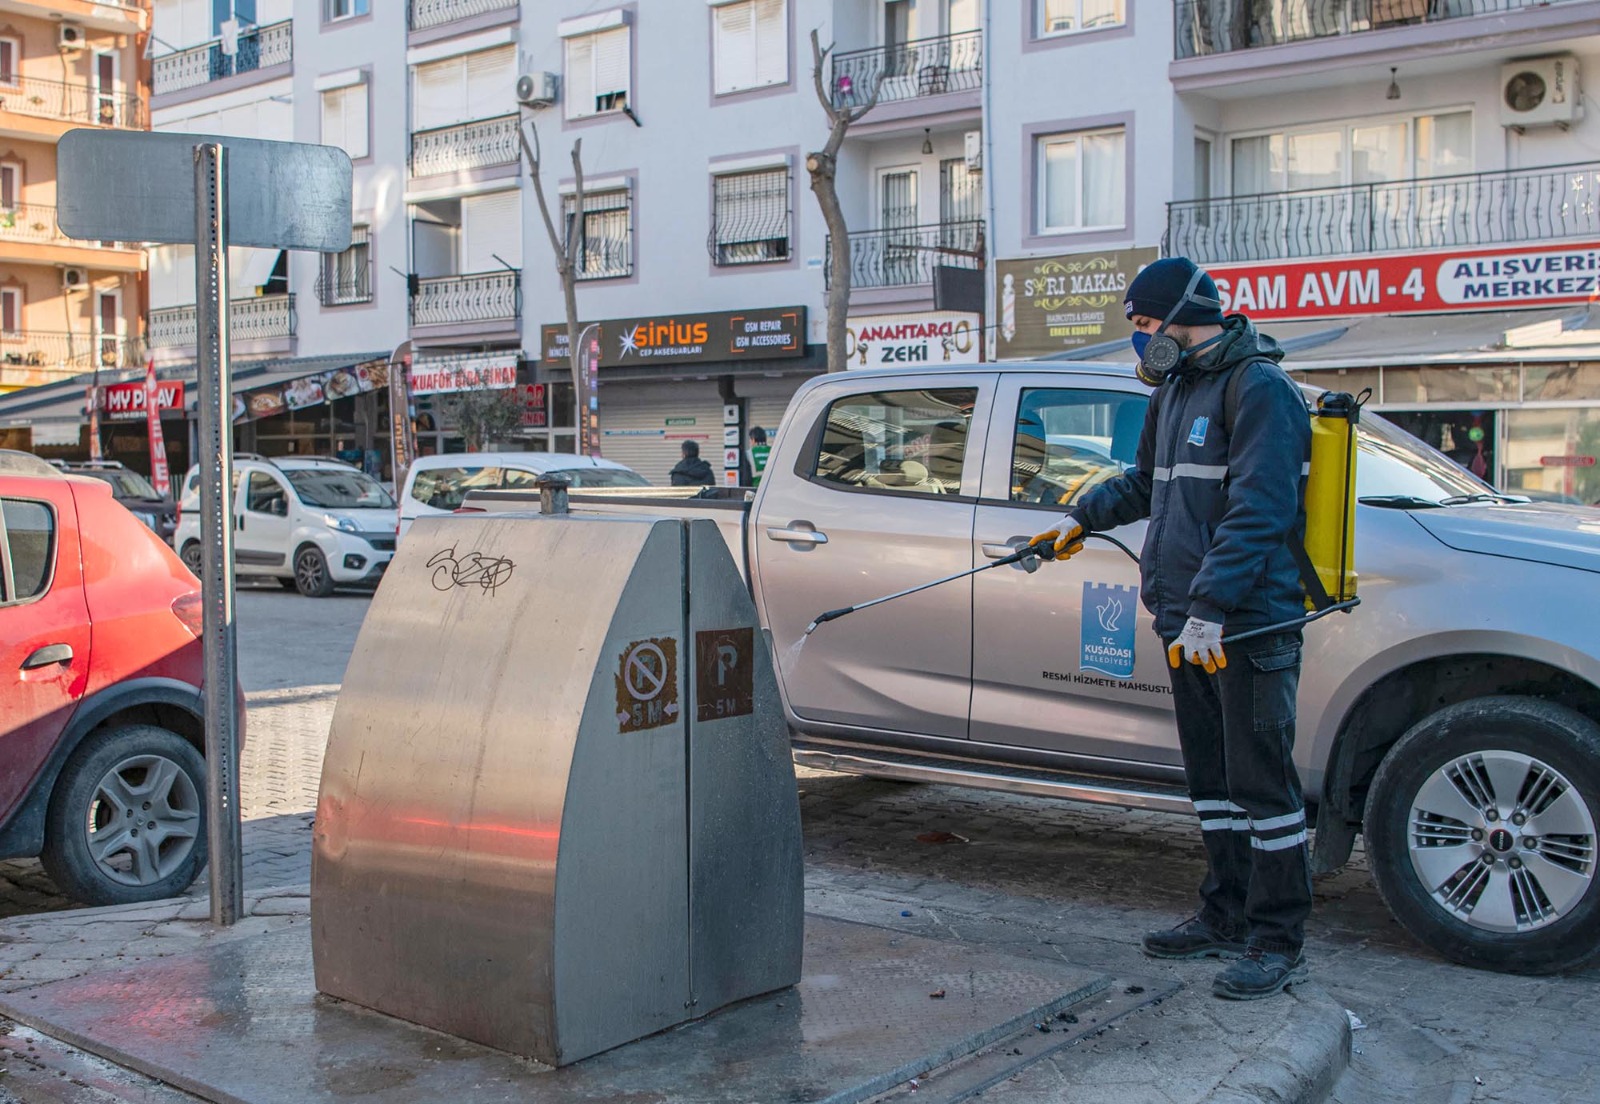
[[1069, 317, 1311, 638]]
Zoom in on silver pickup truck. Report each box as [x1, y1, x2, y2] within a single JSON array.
[[470, 361, 1600, 975]]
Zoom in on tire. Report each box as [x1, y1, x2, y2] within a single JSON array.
[[40, 724, 207, 906], [1365, 696, 1600, 974], [180, 541, 203, 577], [293, 544, 335, 597]]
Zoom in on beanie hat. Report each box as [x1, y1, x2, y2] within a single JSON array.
[[1124, 257, 1225, 327]]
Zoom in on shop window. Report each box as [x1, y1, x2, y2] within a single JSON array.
[[1, 498, 54, 604], [563, 189, 632, 280], [1037, 127, 1125, 233], [710, 168, 790, 266], [318, 225, 372, 307], [1502, 407, 1600, 507], [564, 25, 630, 120], [713, 0, 787, 95], [1039, 0, 1124, 37], [1009, 388, 1146, 508], [321, 82, 369, 161], [812, 388, 977, 496]]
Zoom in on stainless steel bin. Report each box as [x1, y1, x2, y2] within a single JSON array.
[[311, 512, 803, 1066]]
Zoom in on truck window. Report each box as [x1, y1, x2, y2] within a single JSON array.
[[411, 466, 504, 510], [813, 388, 976, 496], [1011, 389, 1147, 508], [245, 472, 288, 516], [1, 499, 55, 602]]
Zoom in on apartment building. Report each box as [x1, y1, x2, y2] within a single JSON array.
[[0, 0, 148, 420]]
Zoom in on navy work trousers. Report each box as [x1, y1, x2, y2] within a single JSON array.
[[1168, 630, 1313, 955]]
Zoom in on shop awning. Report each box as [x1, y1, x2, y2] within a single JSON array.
[[1283, 308, 1600, 369]]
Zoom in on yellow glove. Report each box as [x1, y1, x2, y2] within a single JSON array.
[[1031, 517, 1086, 560], [1167, 617, 1227, 674]]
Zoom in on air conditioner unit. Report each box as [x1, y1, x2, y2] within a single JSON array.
[[61, 267, 88, 290], [58, 23, 85, 50], [1501, 56, 1581, 130], [516, 71, 559, 109], [963, 130, 983, 172]]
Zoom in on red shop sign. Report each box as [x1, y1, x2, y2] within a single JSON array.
[[101, 378, 186, 421], [1541, 455, 1597, 467], [1208, 241, 1600, 323]]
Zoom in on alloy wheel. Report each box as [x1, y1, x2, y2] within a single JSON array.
[[296, 550, 327, 594], [83, 754, 201, 887]]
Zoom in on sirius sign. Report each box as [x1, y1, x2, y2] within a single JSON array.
[[543, 307, 807, 369]]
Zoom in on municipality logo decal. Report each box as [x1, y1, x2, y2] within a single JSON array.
[[1188, 416, 1209, 447], [1096, 594, 1124, 633], [1081, 582, 1137, 679]]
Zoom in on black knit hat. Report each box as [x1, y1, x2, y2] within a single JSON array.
[[1124, 257, 1225, 326]]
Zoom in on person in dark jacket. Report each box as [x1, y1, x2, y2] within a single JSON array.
[[669, 440, 716, 487], [1033, 256, 1313, 1000]]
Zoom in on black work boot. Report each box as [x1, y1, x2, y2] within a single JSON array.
[[1141, 915, 1247, 960], [1212, 946, 1308, 1000]]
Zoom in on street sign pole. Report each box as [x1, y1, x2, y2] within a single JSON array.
[[194, 142, 243, 927]]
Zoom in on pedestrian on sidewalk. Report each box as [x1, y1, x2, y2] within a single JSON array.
[[1033, 256, 1313, 1000], [669, 440, 716, 487]]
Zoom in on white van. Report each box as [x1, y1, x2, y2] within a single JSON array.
[[397, 452, 647, 541]]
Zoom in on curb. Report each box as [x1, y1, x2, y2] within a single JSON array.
[[1203, 981, 1351, 1104]]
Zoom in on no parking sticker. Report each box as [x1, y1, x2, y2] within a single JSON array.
[[615, 637, 681, 732]]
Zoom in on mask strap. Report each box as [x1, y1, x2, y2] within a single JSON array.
[[1157, 268, 1209, 336]]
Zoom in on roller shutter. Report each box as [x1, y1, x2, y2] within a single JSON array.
[[597, 381, 723, 487]]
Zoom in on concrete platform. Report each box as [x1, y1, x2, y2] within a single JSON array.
[[0, 915, 1164, 1104]]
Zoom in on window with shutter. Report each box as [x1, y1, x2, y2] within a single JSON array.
[[714, 1, 785, 95], [0, 288, 20, 336], [565, 27, 629, 118], [562, 190, 631, 279], [321, 85, 369, 160], [564, 35, 595, 121], [414, 57, 466, 132], [711, 168, 790, 265], [0, 39, 17, 87], [753, 0, 787, 87], [465, 46, 516, 124], [462, 191, 522, 274]]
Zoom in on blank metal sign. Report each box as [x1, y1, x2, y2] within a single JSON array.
[[56, 129, 352, 252]]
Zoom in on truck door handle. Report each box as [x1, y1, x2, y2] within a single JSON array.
[[22, 644, 73, 670], [766, 526, 829, 545]]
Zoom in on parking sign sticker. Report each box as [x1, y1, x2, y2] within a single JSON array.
[[615, 637, 680, 732], [1080, 582, 1137, 679]]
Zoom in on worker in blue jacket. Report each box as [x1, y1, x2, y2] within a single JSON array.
[[1034, 257, 1313, 1000]]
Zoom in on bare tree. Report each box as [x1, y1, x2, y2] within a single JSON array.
[[518, 118, 589, 443], [454, 383, 525, 452], [806, 29, 883, 373]]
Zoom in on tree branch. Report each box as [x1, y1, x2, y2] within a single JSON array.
[[519, 118, 566, 275]]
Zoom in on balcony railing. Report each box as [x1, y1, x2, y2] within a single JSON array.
[[409, 0, 518, 32], [1167, 162, 1600, 265], [0, 75, 143, 128], [153, 19, 293, 97], [149, 293, 297, 348], [826, 220, 984, 290], [409, 114, 520, 177], [0, 203, 135, 249], [1176, 0, 1566, 59], [410, 271, 521, 326], [0, 331, 148, 372], [830, 29, 982, 109]]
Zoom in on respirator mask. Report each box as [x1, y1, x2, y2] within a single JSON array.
[[1132, 268, 1225, 388]]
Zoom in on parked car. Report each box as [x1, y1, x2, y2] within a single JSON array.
[[56, 460, 177, 546], [466, 362, 1600, 975], [175, 455, 397, 597], [0, 450, 234, 905], [397, 452, 647, 542]]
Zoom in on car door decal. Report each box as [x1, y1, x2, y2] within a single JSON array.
[[1081, 581, 1138, 679]]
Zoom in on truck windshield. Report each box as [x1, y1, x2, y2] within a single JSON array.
[[287, 468, 394, 509], [83, 469, 162, 500], [1356, 414, 1496, 503]]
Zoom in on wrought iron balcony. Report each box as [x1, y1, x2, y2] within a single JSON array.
[[149, 293, 297, 348], [409, 114, 521, 177], [826, 220, 984, 290], [0, 74, 143, 128], [830, 29, 982, 109], [152, 19, 293, 97], [410, 271, 521, 326], [0, 203, 135, 249], [1176, 0, 1568, 59], [409, 0, 518, 32], [0, 330, 148, 372], [1167, 162, 1600, 266]]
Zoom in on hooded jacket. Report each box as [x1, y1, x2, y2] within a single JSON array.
[[1068, 316, 1311, 638], [669, 455, 716, 487]]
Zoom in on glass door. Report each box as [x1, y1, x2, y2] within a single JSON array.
[[880, 168, 920, 286], [938, 158, 981, 255]]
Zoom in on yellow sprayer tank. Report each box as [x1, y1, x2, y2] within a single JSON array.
[[1302, 391, 1360, 609]]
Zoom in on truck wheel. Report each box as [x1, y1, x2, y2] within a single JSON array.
[[1365, 696, 1600, 974], [180, 540, 203, 577], [40, 725, 208, 906], [294, 545, 334, 597]]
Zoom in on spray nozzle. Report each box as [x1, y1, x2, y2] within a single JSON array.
[[804, 607, 853, 636]]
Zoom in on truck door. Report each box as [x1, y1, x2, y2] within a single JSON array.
[[753, 375, 993, 740], [969, 374, 1181, 765], [0, 483, 90, 825], [237, 469, 292, 574]]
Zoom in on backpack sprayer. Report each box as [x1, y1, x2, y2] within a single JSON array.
[[804, 389, 1363, 644]]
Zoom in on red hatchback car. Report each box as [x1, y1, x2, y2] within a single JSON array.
[[1, 450, 225, 905]]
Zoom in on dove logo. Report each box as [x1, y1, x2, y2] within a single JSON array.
[[1081, 582, 1137, 679]]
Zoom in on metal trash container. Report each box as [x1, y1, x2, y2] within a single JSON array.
[[310, 511, 803, 1066]]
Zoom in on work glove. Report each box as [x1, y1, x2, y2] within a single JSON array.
[[1030, 517, 1086, 560], [1167, 617, 1227, 674]]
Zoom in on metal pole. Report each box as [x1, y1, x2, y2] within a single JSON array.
[[194, 142, 243, 927]]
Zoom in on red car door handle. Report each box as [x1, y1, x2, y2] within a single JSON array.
[[21, 644, 73, 670]]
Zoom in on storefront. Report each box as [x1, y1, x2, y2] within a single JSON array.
[[540, 307, 820, 486], [404, 351, 578, 458], [845, 311, 981, 369]]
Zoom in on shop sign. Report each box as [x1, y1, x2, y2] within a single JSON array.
[[233, 360, 384, 424], [540, 307, 807, 369], [101, 379, 186, 421], [408, 355, 518, 396], [516, 383, 548, 428], [1209, 241, 1600, 322], [845, 311, 979, 368], [995, 248, 1158, 359], [1541, 455, 1597, 467]]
